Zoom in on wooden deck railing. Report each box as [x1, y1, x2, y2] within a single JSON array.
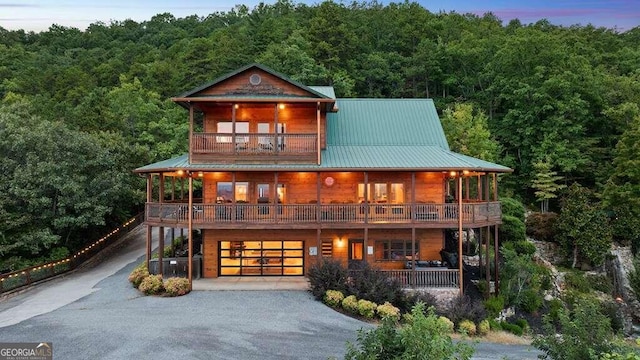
[[192, 133, 317, 155], [380, 269, 460, 288], [0, 213, 144, 294], [145, 202, 502, 226]]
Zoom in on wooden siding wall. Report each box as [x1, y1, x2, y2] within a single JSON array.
[[201, 172, 446, 205], [197, 69, 314, 98]]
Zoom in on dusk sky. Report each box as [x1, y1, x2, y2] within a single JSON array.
[[1, 0, 638, 33]]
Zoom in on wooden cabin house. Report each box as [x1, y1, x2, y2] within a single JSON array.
[[134, 63, 511, 293]]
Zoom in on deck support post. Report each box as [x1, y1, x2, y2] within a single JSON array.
[[458, 173, 464, 295], [188, 174, 193, 291]]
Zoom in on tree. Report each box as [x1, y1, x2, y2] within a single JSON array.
[[554, 183, 612, 268], [440, 102, 500, 161], [603, 113, 640, 249], [531, 159, 566, 212]]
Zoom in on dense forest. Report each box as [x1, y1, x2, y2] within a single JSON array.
[[0, 0, 639, 270]]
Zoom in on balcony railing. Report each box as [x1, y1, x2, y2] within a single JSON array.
[[379, 269, 460, 288], [192, 133, 317, 155], [145, 201, 502, 226]]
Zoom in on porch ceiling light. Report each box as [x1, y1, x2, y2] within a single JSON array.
[[278, 103, 285, 110], [176, 169, 184, 177], [198, 171, 204, 177]]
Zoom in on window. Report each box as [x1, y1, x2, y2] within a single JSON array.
[[216, 122, 249, 143], [217, 182, 249, 202], [376, 240, 415, 261], [358, 183, 404, 203]]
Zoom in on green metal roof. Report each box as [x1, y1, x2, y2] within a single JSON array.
[[309, 86, 336, 99], [326, 99, 449, 149], [135, 147, 511, 173]]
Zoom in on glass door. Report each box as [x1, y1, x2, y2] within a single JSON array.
[[219, 240, 304, 276], [348, 239, 364, 269]]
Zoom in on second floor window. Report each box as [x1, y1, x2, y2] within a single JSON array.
[[216, 122, 249, 143]]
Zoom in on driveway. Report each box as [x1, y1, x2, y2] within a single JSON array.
[[0, 225, 541, 359]]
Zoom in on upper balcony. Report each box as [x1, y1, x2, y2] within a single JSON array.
[[191, 132, 317, 163], [145, 201, 502, 230]]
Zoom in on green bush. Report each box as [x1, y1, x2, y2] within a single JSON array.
[[514, 318, 529, 333], [376, 302, 400, 320], [519, 288, 543, 313], [547, 298, 564, 322], [458, 319, 477, 336], [477, 319, 490, 336], [163, 277, 190, 296], [501, 197, 526, 222], [138, 274, 164, 295], [565, 270, 592, 293], [500, 215, 526, 242], [500, 321, 523, 336], [127, 263, 149, 288], [342, 295, 359, 314], [438, 316, 455, 333], [533, 297, 617, 359], [488, 318, 502, 331], [307, 258, 348, 300], [357, 299, 378, 319], [525, 212, 558, 242], [483, 295, 505, 318], [324, 289, 345, 308], [507, 240, 537, 256], [590, 274, 614, 294], [344, 303, 474, 360]]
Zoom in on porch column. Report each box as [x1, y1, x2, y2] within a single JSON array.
[[188, 174, 194, 290], [411, 227, 416, 288], [493, 173, 500, 294], [363, 228, 369, 265], [316, 172, 321, 221], [188, 105, 193, 163], [484, 174, 491, 286], [232, 103, 237, 154], [274, 172, 279, 222], [411, 172, 416, 225], [145, 174, 152, 270], [274, 103, 279, 154], [231, 172, 236, 222], [457, 173, 464, 295], [364, 172, 369, 224], [158, 174, 165, 275], [316, 101, 321, 165]]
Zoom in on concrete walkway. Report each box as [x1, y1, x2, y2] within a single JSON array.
[[193, 276, 309, 291]]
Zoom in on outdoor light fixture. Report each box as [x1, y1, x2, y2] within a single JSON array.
[[234, 104, 239, 109], [198, 171, 204, 177], [449, 171, 457, 177], [278, 103, 285, 110], [176, 170, 184, 176]]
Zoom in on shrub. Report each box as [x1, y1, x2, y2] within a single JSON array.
[[445, 295, 487, 325], [347, 262, 404, 306], [163, 277, 190, 297], [376, 302, 400, 320], [590, 273, 614, 294], [344, 303, 474, 360], [483, 295, 505, 318], [547, 298, 564, 322], [399, 290, 438, 313], [526, 212, 558, 242], [477, 319, 490, 336], [342, 295, 359, 314], [138, 274, 164, 295], [533, 297, 616, 359], [323, 289, 345, 308], [565, 270, 592, 293], [357, 299, 378, 319], [128, 263, 149, 288], [520, 288, 543, 313], [514, 319, 529, 333], [511, 240, 537, 256], [500, 321, 523, 336], [500, 197, 526, 222], [500, 215, 526, 242], [307, 258, 348, 300], [488, 319, 502, 331], [438, 316, 455, 333], [458, 320, 477, 336]]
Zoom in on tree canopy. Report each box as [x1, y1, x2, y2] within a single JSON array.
[[1, 0, 638, 265]]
